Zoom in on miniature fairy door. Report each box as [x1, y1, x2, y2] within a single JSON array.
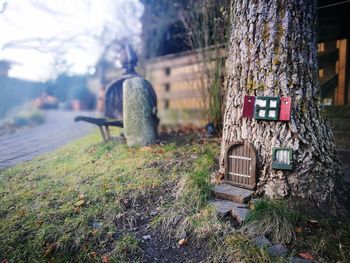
[[224, 141, 257, 190]]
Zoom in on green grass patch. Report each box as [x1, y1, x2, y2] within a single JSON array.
[[109, 234, 141, 262], [0, 131, 219, 262]]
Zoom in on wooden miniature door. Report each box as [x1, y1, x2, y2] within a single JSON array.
[[224, 141, 257, 190]]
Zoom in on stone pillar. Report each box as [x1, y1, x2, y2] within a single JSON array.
[[123, 77, 157, 146]]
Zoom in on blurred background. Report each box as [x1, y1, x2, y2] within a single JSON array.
[[1, 0, 350, 146], [0, 0, 142, 133]]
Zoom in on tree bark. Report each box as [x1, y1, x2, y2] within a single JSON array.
[[220, 0, 345, 214]]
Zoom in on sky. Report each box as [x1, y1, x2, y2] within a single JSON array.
[[0, 0, 143, 81]]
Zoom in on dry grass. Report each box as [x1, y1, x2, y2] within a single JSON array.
[[206, 233, 288, 263], [241, 199, 299, 244]]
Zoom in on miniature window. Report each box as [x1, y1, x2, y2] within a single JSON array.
[[254, 96, 280, 120], [272, 148, 293, 170]]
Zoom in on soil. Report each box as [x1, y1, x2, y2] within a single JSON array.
[[110, 131, 217, 262], [110, 184, 210, 262]]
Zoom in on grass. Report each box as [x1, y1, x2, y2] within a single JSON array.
[[110, 234, 141, 262], [1, 129, 349, 262], [207, 234, 288, 263], [295, 218, 350, 262], [0, 130, 219, 262], [240, 199, 350, 262], [154, 147, 231, 241], [242, 199, 300, 244]]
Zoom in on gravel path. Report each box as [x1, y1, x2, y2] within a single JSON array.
[[0, 110, 95, 169]]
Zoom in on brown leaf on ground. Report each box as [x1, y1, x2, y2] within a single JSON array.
[[295, 227, 303, 233], [298, 252, 313, 260], [89, 251, 97, 258], [178, 238, 188, 246], [141, 146, 152, 151], [102, 255, 109, 263], [154, 149, 165, 154]]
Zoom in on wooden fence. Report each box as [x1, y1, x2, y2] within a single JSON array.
[[144, 48, 225, 111], [144, 31, 348, 124]]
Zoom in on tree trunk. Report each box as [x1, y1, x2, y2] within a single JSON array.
[[220, 0, 345, 214]]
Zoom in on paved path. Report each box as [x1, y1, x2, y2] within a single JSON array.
[[0, 110, 95, 169]]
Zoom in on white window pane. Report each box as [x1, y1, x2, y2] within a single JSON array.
[[259, 110, 266, 117], [276, 150, 290, 164], [268, 110, 276, 118], [256, 99, 267, 107], [277, 150, 284, 163], [270, 100, 277, 107], [283, 150, 290, 164]]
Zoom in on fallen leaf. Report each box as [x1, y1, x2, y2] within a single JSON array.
[[295, 227, 303, 233], [78, 193, 84, 200], [141, 146, 152, 151], [178, 238, 187, 246], [102, 255, 109, 263], [89, 251, 97, 258], [298, 252, 313, 260], [75, 200, 85, 207], [155, 149, 165, 154]]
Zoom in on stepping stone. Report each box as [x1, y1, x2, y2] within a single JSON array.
[[268, 244, 288, 257], [212, 183, 253, 204], [254, 235, 272, 248], [209, 199, 249, 224]]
